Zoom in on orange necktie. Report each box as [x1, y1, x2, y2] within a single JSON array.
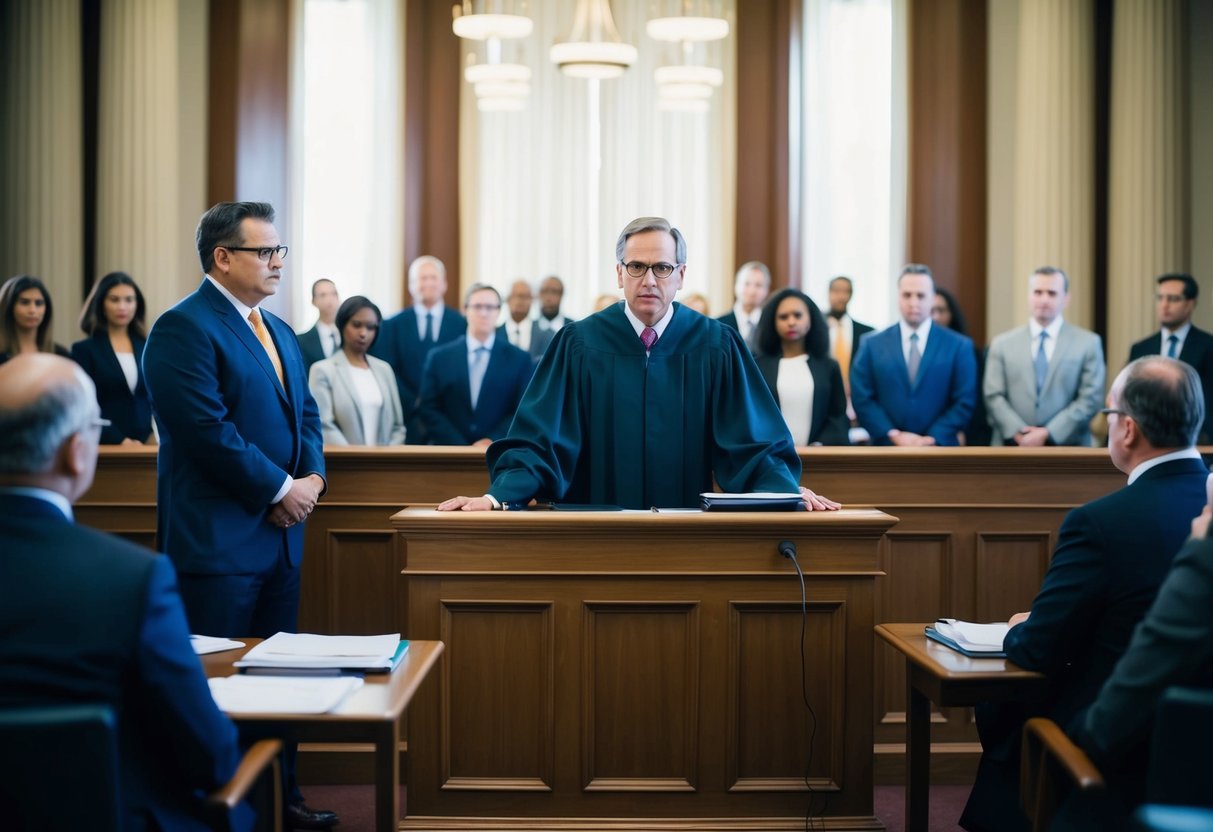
[[248, 308, 284, 387], [832, 322, 852, 394]]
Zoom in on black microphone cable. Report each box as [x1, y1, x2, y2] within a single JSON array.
[[779, 540, 824, 831]]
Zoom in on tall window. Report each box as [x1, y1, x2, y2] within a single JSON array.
[[801, 0, 906, 328], [290, 0, 404, 327]]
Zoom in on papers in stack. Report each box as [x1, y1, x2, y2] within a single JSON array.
[[208, 675, 363, 714], [925, 618, 1009, 657], [190, 635, 246, 655], [234, 632, 406, 674], [701, 492, 805, 511]]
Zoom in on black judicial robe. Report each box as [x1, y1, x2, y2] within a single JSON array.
[[486, 302, 803, 509]]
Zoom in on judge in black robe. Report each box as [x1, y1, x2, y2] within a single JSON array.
[[439, 216, 839, 512]]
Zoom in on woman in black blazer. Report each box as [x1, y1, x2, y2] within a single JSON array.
[[754, 287, 849, 446], [70, 272, 154, 445]]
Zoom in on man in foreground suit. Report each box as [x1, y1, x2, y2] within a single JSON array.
[[372, 255, 467, 443], [419, 284, 533, 446], [1129, 273, 1213, 442], [850, 264, 977, 445], [498, 279, 554, 360], [960, 356, 1209, 832], [296, 278, 340, 375], [437, 217, 839, 512], [716, 260, 771, 349], [0, 354, 248, 831], [143, 201, 334, 829], [984, 266, 1105, 445]]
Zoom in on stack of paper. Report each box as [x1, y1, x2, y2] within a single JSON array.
[[926, 619, 1009, 656], [235, 632, 404, 673], [190, 635, 245, 655], [209, 675, 363, 714]]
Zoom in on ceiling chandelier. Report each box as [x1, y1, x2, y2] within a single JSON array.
[[452, 2, 535, 110], [647, 3, 729, 113], [549, 0, 637, 80]]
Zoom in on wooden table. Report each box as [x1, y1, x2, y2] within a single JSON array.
[[201, 639, 444, 832], [875, 623, 1047, 832]]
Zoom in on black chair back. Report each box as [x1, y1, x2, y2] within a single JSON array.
[[1147, 686, 1213, 808]]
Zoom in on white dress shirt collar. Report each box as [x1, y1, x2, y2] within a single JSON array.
[[415, 302, 444, 339], [1127, 447, 1204, 485], [1029, 316, 1065, 342], [623, 302, 675, 345], [466, 332, 496, 352], [898, 318, 932, 359], [205, 274, 257, 326]]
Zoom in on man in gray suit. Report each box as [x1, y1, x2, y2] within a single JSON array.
[[983, 266, 1105, 446]]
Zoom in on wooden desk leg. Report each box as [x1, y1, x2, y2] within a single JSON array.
[[906, 670, 931, 832], [374, 719, 400, 832]]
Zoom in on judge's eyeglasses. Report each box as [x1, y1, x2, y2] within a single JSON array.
[[621, 261, 680, 279]]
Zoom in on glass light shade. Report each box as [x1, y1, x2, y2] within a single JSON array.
[[646, 16, 729, 42], [474, 80, 530, 98], [656, 81, 713, 99], [452, 13, 533, 41], [465, 62, 532, 84], [658, 96, 710, 113], [550, 0, 636, 78], [477, 95, 527, 112], [654, 65, 723, 87]]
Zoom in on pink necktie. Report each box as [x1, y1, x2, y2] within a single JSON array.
[[640, 327, 658, 351]]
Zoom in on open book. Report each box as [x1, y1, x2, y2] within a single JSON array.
[[925, 618, 1009, 657]]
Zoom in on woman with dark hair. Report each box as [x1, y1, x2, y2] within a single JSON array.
[[308, 295, 405, 445], [754, 287, 849, 445], [0, 275, 70, 363], [70, 271, 154, 445], [932, 286, 992, 446]]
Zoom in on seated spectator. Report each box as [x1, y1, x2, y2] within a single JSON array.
[[0, 275, 70, 363], [70, 271, 154, 445], [754, 288, 849, 446], [309, 296, 405, 445], [417, 284, 533, 446], [850, 264, 976, 446]]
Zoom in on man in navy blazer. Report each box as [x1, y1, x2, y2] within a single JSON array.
[[1128, 273, 1213, 442], [420, 284, 533, 445], [850, 264, 976, 445], [960, 356, 1209, 832], [295, 277, 340, 375], [143, 201, 334, 828], [371, 255, 467, 444], [0, 354, 248, 831]]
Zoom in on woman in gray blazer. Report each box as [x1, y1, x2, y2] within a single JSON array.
[[308, 296, 406, 445]]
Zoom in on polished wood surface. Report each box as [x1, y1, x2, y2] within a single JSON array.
[[201, 638, 444, 832], [876, 624, 1046, 832], [395, 508, 894, 831], [79, 445, 1136, 782]]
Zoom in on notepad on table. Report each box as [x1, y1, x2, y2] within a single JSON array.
[[925, 618, 1009, 657], [701, 492, 805, 511], [208, 675, 364, 714], [190, 635, 246, 655], [234, 632, 407, 674]]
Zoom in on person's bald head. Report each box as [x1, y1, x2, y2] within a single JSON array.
[[0, 353, 103, 501]]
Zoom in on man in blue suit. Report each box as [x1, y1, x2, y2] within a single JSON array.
[[850, 264, 976, 445], [0, 354, 248, 831], [960, 356, 1209, 832], [419, 284, 533, 445], [371, 255, 467, 444], [143, 201, 335, 829]]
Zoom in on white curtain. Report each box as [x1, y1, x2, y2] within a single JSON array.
[[801, 0, 907, 329], [460, 0, 737, 320], [289, 0, 405, 326]]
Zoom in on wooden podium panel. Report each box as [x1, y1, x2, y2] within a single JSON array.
[[393, 508, 896, 831]]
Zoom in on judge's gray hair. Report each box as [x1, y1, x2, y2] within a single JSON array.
[[0, 366, 97, 474], [615, 217, 687, 265]]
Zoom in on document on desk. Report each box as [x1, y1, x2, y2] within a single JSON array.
[[208, 675, 364, 714], [700, 492, 805, 511], [235, 632, 403, 671], [190, 635, 246, 655], [925, 619, 1009, 657]]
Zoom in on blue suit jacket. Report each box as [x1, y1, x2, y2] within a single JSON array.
[[417, 337, 533, 445], [371, 305, 466, 443], [70, 333, 153, 444], [850, 322, 977, 445], [0, 492, 246, 832], [143, 279, 325, 575]]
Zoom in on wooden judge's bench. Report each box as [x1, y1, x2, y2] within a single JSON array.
[[80, 445, 1135, 797]]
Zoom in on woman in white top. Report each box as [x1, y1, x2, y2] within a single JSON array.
[[309, 296, 406, 445], [70, 271, 154, 445], [754, 287, 849, 446]]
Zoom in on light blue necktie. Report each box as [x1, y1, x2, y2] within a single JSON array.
[[1034, 331, 1049, 395], [1167, 334, 1179, 358], [469, 346, 490, 410]]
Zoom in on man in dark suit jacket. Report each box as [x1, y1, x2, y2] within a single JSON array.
[[371, 255, 467, 444], [825, 275, 874, 375], [1128, 273, 1213, 442], [0, 354, 248, 832], [959, 356, 1210, 832], [420, 284, 533, 445], [296, 277, 340, 375], [850, 265, 976, 446], [498, 279, 554, 361], [143, 201, 334, 829], [716, 260, 771, 350]]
